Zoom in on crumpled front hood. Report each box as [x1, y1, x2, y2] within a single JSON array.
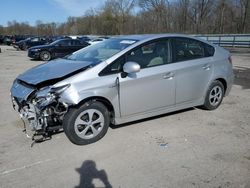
[[17, 58, 93, 87]]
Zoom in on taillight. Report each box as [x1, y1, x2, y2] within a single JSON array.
[[228, 56, 232, 64]]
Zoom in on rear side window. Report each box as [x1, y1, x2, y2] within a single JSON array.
[[71, 40, 81, 45], [204, 43, 215, 57], [59, 40, 71, 46], [172, 38, 206, 62]]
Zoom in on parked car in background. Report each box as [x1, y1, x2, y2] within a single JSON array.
[[13, 37, 50, 50], [28, 38, 89, 61], [0, 35, 5, 44], [48, 35, 71, 43], [0, 35, 31, 45], [89, 36, 109, 45], [77, 36, 91, 43], [10, 34, 233, 145], [3, 35, 13, 45], [11, 35, 33, 45]]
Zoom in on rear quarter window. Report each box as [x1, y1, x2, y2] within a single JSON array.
[[204, 43, 215, 57]]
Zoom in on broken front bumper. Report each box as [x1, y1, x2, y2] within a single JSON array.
[[11, 97, 44, 137]]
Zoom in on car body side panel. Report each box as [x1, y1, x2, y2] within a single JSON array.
[[114, 98, 203, 125], [58, 63, 121, 118], [204, 46, 233, 96], [175, 57, 214, 104], [60, 76, 120, 118], [119, 64, 176, 117], [53, 36, 233, 126]]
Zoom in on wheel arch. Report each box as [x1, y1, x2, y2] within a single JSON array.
[[40, 49, 51, 53], [74, 96, 115, 122], [215, 78, 227, 95]]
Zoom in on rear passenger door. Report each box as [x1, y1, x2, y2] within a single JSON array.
[[171, 37, 214, 104]]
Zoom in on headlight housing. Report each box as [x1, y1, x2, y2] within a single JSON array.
[[50, 84, 71, 94], [31, 48, 40, 52], [33, 84, 70, 110]]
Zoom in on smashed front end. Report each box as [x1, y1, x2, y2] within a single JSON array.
[[10, 58, 94, 142], [11, 79, 69, 141]]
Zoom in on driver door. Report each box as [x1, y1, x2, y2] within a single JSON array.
[[119, 39, 176, 117]]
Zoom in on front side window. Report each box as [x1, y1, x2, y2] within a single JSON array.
[[172, 38, 205, 62], [59, 40, 71, 46], [99, 56, 125, 76], [127, 40, 170, 69], [100, 39, 170, 76]]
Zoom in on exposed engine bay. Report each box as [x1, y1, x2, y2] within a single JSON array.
[[11, 80, 70, 142], [11, 59, 95, 141], [10, 58, 94, 143]]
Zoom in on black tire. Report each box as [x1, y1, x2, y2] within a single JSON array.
[[23, 44, 28, 51], [40, 51, 51, 61], [202, 80, 225, 110], [63, 101, 110, 145]]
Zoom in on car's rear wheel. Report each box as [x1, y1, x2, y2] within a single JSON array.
[[22, 44, 28, 50], [40, 51, 51, 61], [63, 101, 110, 145], [202, 80, 224, 110]]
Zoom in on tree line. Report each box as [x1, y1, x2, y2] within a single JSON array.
[[0, 0, 249, 36]]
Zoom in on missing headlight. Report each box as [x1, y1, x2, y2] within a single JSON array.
[[50, 84, 70, 94]]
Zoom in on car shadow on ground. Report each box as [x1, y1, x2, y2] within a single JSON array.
[[75, 160, 112, 188], [110, 107, 195, 129], [30, 58, 42, 61], [233, 66, 250, 89]]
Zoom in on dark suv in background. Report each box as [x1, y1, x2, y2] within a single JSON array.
[[13, 37, 50, 50], [28, 39, 89, 61]]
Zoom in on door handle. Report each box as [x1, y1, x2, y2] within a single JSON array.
[[202, 64, 211, 70], [163, 72, 175, 79]]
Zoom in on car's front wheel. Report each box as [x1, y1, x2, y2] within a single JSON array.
[[202, 80, 225, 110], [40, 51, 51, 61], [63, 101, 110, 145]]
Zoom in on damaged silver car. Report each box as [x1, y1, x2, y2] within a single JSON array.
[[10, 34, 234, 145]]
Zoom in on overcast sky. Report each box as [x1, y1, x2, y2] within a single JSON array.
[[0, 0, 106, 26]]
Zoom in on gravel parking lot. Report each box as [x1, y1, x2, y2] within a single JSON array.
[[0, 45, 249, 188]]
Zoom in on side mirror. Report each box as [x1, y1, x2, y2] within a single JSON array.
[[123, 61, 140, 74]]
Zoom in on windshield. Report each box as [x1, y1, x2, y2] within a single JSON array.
[[65, 38, 137, 63], [50, 40, 61, 46]]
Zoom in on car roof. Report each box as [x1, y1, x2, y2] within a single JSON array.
[[57, 38, 79, 42], [111, 33, 214, 47], [113, 34, 191, 41]]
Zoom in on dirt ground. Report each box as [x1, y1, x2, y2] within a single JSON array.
[[0, 45, 249, 188]]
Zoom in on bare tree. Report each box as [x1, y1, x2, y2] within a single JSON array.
[[139, 0, 170, 32], [1, 0, 250, 36]]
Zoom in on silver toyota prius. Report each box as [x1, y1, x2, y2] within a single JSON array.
[[10, 34, 234, 145]]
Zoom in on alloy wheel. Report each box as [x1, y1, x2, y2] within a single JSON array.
[[74, 109, 105, 139], [209, 86, 223, 106]]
